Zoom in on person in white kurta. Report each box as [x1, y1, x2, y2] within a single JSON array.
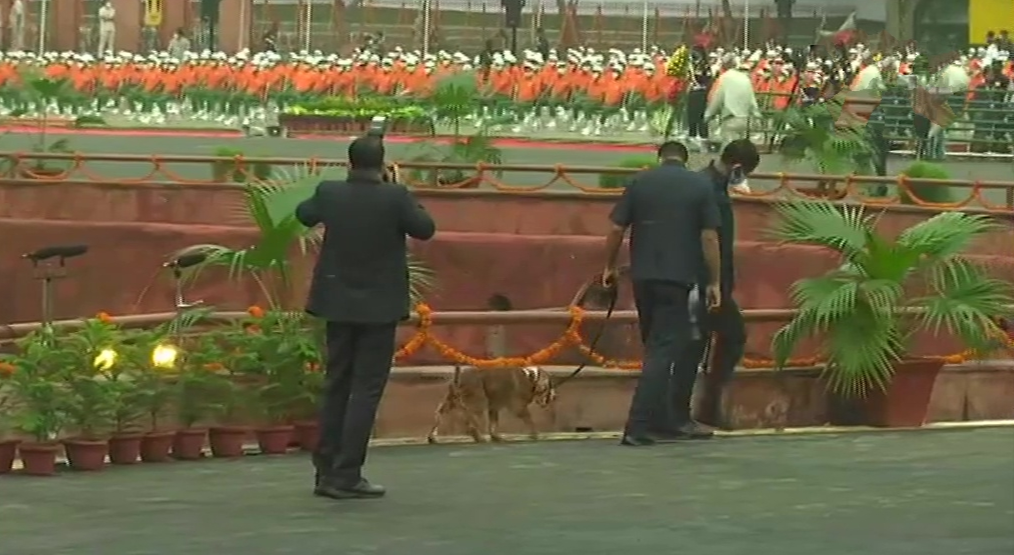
[[704, 60, 762, 144], [8, 0, 24, 51], [98, 1, 116, 56]]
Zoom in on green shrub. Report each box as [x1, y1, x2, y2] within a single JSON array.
[[899, 161, 953, 205], [210, 146, 273, 183], [598, 156, 658, 188]]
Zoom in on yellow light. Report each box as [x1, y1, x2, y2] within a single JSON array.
[[151, 344, 179, 368], [93, 348, 118, 371]]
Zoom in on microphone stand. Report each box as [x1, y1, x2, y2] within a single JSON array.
[[32, 257, 66, 336]]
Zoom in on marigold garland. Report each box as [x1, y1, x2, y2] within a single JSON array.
[[389, 305, 1013, 370]]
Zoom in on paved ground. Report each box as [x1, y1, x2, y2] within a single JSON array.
[[1, 428, 1012, 555], [6, 130, 1014, 206]]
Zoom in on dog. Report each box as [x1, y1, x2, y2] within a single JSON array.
[[426, 365, 557, 444]]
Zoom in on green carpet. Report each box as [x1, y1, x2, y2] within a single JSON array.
[[2, 428, 1013, 555]]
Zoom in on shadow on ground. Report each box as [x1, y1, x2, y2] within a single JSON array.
[[1, 428, 1012, 555]]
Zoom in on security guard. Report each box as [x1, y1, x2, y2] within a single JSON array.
[[677, 139, 759, 431]]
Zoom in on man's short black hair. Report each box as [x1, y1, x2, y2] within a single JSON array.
[[348, 136, 385, 170], [720, 139, 760, 174], [657, 141, 689, 161]]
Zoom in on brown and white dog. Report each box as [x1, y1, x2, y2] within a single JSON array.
[[426, 365, 557, 444]]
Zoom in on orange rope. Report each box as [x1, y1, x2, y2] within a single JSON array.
[[3, 154, 1012, 211], [391, 305, 1013, 370]]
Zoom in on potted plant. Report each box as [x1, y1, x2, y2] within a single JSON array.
[[247, 309, 322, 454], [60, 317, 132, 471], [171, 332, 221, 460], [770, 200, 1014, 427], [5, 331, 72, 476], [129, 336, 179, 462], [406, 72, 504, 188], [598, 156, 658, 189], [898, 161, 953, 206], [204, 324, 258, 458], [0, 359, 18, 473], [103, 329, 161, 464], [209, 146, 274, 183], [774, 95, 879, 199], [14, 77, 76, 178]]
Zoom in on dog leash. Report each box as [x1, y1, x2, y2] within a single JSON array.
[[554, 274, 620, 387]]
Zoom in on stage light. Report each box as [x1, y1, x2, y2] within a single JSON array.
[[151, 344, 179, 368], [93, 348, 118, 371]]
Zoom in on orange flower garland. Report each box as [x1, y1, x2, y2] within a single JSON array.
[[389, 305, 1013, 370]]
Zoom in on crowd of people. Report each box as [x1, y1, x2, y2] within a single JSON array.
[[0, 29, 1011, 148]]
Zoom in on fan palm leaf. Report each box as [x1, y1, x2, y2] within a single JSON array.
[[770, 199, 1013, 396]]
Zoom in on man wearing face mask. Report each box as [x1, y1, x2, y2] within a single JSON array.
[[674, 139, 759, 432]]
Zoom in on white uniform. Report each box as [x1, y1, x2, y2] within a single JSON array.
[[851, 64, 884, 93], [704, 68, 762, 143], [98, 3, 116, 56]]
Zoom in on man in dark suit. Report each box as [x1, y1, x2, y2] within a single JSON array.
[[296, 137, 436, 499], [684, 139, 759, 430], [601, 141, 722, 446]]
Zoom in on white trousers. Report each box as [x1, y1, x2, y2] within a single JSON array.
[[98, 27, 115, 55]]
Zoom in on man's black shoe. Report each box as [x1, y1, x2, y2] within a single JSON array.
[[619, 434, 656, 446], [314, 478, 386, 499], [675, 421, 715, 439]]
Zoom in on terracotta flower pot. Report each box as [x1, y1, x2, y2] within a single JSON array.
[[63, 438, 109, 471], [827, 358, 944, 428], [108, 433, 143, 465], [0, 439, 21, 474], [208, 426, 250, 458], [171, 428, 207, 460], [18, 442, 60, 476], [140, 431, 176, 463], [293, 420, 320, 452], [863, 358, 944, 428], [256, 425, 294, 455]]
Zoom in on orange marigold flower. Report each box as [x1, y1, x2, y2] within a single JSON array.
[[0, 362, 15, 376], [203, 362, 225, 371], [247, 305, 265, 318], [95, 311, 113, 323]]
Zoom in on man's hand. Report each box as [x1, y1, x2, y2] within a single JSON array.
[[705, 283, 722, 311], [601, 267, 618, 289]]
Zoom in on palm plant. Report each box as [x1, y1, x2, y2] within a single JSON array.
[[769, 200, 1013, 397], [407, 72, 504, 187], [172, 164, 434, 310], [775, 94, 879, 198]]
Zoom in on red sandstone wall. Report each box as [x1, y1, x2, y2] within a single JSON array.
[[1, 180, 1011, 362]]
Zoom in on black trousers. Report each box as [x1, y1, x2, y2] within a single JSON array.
[[315, 321, 397, 486], [686, 89, 709, 139], [673, 296, 746, 424], [625, 280, 693, 435]]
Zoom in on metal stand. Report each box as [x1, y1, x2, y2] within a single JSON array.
[[23, 244, 90, 338], [32, 261, 67, 332], [164, 252, 208, 328]]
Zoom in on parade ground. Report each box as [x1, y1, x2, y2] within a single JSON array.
[[1, 428, 1012, 555], [6, 129, 1014, 206]]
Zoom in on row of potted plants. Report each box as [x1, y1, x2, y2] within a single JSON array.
[[0, 307, 325, 476]]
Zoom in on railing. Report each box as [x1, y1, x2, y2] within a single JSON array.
[[3, 152, 1014, 211], [2, 306, 1011, 370]]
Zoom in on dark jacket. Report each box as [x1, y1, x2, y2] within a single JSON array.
[[295, 170, 436, 323], [610, 160, 720, 285]]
